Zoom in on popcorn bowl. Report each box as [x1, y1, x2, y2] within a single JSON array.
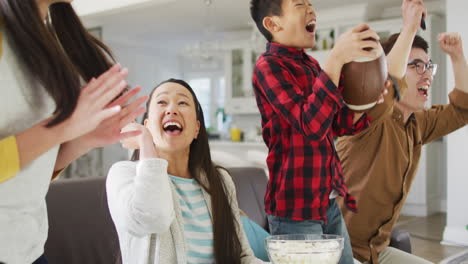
[[265, 234, 344, 264]]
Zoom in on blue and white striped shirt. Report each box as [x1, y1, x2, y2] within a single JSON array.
[[170, 175, 215, 264]]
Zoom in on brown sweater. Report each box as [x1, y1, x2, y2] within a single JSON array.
[[336, 78, 468, 264]]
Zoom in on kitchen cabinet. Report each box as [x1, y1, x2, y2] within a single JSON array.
[[224, 41, 263, 114]]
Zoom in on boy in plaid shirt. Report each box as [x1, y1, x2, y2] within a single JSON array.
[[249, 0, 399, 263]]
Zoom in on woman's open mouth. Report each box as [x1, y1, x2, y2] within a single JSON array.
[[163, 121, 183, 136]]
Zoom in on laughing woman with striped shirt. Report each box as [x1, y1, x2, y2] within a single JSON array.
[[106, 79, 264, 264]]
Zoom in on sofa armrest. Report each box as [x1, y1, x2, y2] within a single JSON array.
[[389, 228, 412, 254]]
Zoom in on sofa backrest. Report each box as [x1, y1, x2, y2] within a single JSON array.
[[44, 176, 121, 264], [227, 167, 269, 231]]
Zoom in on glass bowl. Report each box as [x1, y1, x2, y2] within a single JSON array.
[[265, 234, 344, 264]]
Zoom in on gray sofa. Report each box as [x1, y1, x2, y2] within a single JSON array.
[[44, 167, 411, 263]]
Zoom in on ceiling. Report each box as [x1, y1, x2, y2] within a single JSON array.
[[79, 0, 414, 49]]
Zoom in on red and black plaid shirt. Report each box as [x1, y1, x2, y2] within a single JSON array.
[[252, 42, 370, 222]]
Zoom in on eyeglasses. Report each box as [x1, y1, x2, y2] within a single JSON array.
[[407, 59, 438, 76]]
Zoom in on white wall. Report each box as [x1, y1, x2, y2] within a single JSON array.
[[443, 0, 468, 246], [100, 35, 182, 171], [106, 42, 182, 94], [73, 0, 175, 16]]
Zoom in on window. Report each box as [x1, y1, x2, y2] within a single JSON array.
[[187, 74, 225, 129], [188, 77, 212, 126]]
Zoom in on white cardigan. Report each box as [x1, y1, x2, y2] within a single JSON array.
[[106, 158, 265, 264]]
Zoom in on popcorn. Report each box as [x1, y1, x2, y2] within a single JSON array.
[[266, 239, 342, 264]]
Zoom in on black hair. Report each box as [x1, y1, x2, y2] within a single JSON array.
[[250, 0, 283, 42], [382, 33, 429, 55]]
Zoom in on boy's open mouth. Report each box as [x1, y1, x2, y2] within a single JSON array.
[[306, 21, 316, 33]]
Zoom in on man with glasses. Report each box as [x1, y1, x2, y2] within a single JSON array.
[[408, 59, 437, 75], [335, 6, 468, 264]]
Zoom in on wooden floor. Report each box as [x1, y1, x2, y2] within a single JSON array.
[[395, 213, 467, 263]]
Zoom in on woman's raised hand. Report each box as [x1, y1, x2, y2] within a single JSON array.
[[120, 122, 146, 150], [58, 64, 130, 143], [120, 122, 158, 160], [80, 85, 148, 149]]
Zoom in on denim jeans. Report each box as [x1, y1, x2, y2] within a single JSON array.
[[32, 255, 48, 264], [267, 199, 354, 264]]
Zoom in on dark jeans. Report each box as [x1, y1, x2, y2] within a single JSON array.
[[32, 255, 48, 264], [267, 199, 355, 264]]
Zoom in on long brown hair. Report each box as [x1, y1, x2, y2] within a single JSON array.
[[132, 79, 243, 264], [0, 0, 114, 127]]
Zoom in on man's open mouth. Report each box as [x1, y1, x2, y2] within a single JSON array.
[[418, 86, 429, 97]]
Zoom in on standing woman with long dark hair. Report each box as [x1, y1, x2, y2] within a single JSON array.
[[0, 1, 147, 263], [107, 79, 264, 264]]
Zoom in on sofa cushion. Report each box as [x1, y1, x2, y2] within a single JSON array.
[[44, 176, 121, 264], [227, 167, 268, 231]]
